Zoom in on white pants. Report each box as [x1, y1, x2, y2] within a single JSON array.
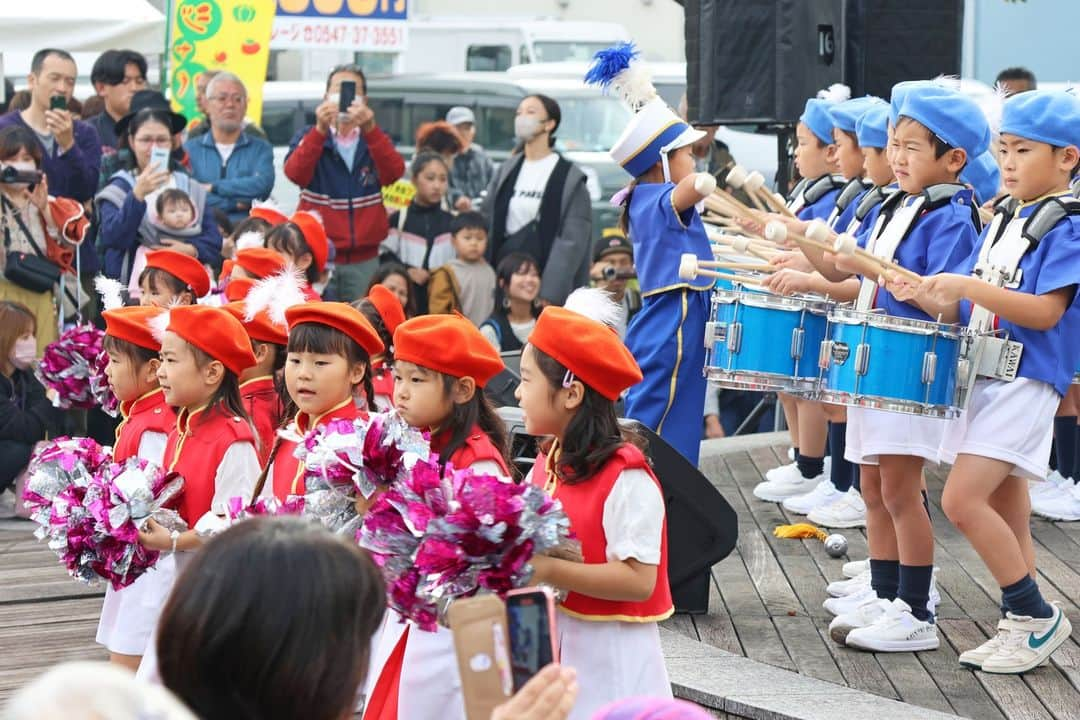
[[846, 406, 946, 466], [96, 554, 176, 655]]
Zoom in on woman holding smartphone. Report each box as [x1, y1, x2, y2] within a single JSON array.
[[96, 107, 222, 286]]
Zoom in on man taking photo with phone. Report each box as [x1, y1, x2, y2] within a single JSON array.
[[284, 63, 405, 301]]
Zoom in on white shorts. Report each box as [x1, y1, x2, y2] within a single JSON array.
[[939, 378, 1058, 481], [845, 406, 946, 466]]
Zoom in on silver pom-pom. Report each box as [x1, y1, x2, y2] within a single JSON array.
[[824, 533, 848, 558]]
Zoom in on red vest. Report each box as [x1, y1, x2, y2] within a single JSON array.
[[113, 389, 175, 463], [533, 444, 673, 623], [371, 362, 395, 408], [240, 376, 283, 467], [271, 399, 367, 501], [430, 425, 510, 475], [301, 284, 321, 302], [164, 405, 257, 526]]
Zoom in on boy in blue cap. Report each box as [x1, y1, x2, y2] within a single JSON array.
[[896, 89, 1080, 673], [827, 84, 988, 654]]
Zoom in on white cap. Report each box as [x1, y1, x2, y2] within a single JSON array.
[[445, 106, 475, 126]]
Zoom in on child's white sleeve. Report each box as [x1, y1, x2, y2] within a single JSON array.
[[602, 469, 665, 565], [469, 459, 509, 479], [136, 431, 169, 467], [210, 441, 263, 514]]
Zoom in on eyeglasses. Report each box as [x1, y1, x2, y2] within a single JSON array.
[[133, 136, 171, 146], [210, 93, 245, 105]]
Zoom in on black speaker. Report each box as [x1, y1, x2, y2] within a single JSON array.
[[685, 0, 845, 125], [496, 407, 739, 614], [844, 0, 963, 99]]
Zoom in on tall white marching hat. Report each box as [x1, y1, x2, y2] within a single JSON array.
[[585, 43, 704, 181]]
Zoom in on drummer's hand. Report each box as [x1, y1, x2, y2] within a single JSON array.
[[832, 251, 862, 275], [776, 215, 809, 234], [916, 273, 971, 305], [735, 216, 766, 238], [769, 251, 813, 273], [884, 272, 922, 302], [765, 268, 811, 296]]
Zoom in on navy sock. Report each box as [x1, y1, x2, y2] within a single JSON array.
[[1001, 576, 1053, 619], [898, 564, 935, 622], [1054, 416, 1077, 478], [797, 454, 824, 479], [1049, 437, 1059, 471], [828, 423, 853, 492], [793, 447, 800, 464], [921, 489, 931, 520], [1000, 593, 1009, 619], [869, 559, 899, 601]]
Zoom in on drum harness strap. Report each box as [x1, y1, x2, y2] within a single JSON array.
[[855, 183, 973, 311], [963, 194, 1080, 384], [826, 178, 874, 229], [787, 174, 845, 215], [841, 185, 901, 236]]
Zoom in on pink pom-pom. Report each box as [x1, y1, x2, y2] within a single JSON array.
[[35, 325, 106, 409]]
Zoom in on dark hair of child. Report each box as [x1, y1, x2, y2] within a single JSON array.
[[231, 215, 272, 242], [155, 188, 196, 218], [896, 116, 954, 159], [492, 252, 541, 318], [531, 345, 646, 484], [450, 210, 487, 237], [186, 343, 250, 427], [266, 222, 320, 285], [211, 207, 233, 238], [157, 516, 386, 720], [351, 299, 394, 363], [103, 333, 158, 367], [138, 267, 193, 303], [410, 150, 449, 179], [437, 371, 511, 473]]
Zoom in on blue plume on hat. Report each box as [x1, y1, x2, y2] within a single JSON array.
[[585, 42, 656, 111]]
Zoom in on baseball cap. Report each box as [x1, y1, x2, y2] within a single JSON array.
[[445, 106, 475, 126], [594, 231, 633, 262]]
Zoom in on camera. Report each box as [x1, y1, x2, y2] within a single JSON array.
[[593, 265, 637, 281], [0, 165, 43, 186]]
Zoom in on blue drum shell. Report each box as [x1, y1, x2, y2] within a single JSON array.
[[710, 291, 828, 382]]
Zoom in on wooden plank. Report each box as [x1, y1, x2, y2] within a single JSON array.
[[919, 619, 1007, 720], [0, 596, 102, 629], [772, 614, 846, 685], [661, 613, 700, 642], [727, 614, 798, 672], [694, 568, 743, 656], [873, 650, 954, 714], [811, 616, 899, 700]]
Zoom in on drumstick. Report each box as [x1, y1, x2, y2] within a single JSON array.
[[709, 232, 778, 261], [723, 165, 767, 212], [832, 232, 923, 283], [678, 254, 763, 285], [699, 260, 776, 273], [727, 165, 798, 218]]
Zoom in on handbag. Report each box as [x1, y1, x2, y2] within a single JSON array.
[[2, 196, 62, 294]]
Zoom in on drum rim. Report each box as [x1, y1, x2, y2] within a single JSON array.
[[826, 307, 964, 338], [817, 389, 960, 418], [713, 288, 832, 314], [707, 368, 820, 393]]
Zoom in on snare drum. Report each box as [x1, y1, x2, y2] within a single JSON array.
[[819, 308, 963, 417], [706, 286, 830, 392]]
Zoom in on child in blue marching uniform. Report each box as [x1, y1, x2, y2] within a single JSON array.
[[584, 44, 717, 466], [894, 89, 1080, 673], [824, 85, 988, 653]]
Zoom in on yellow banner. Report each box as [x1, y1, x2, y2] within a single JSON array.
[[168, 0, 275, 126], [381, 179, 416, 212]]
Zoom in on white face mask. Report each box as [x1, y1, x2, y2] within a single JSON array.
[[514, 115, 543, 142], [10, 336, 36, 370]]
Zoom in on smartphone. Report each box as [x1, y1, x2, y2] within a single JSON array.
[[505, 587, 558, 692], [150, 146, 171, 172], [49, 95, 67, 111], [339, 80, 356, 115], [448, 595, 513, 720]]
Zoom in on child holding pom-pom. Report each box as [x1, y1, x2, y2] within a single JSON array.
[[518, 298, 673, 719], [362, 313, 510, 720], [95, 304, 177, 671]]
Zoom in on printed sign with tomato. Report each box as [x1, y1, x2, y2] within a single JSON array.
[[271, 0, 409, 51], [169, 0, 276, 124]]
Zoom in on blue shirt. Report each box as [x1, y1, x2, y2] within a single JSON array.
[[957, 199, 1080, 395], [834, 187, 870, 233], [855, 184, 901, 249], [870, 189, 980, 321], [627, 183, 713, 296], [797, 187, 842, 222]]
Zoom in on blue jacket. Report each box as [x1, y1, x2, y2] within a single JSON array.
[[183, 131, 274, 223]]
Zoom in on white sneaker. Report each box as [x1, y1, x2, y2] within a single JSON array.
[[808, 488, 867, 528], [981, 603, 1072, 674], [782, 479, 842, 515], [1029, 470, 1073, 499], [846, 599, 939, 652], [766, 461, 798, 483], [958, 619, 1013, 669], [827, 570, 870, 597], [787, 447, 796, 462], [823, 586, 879, 616], [829, 597, 892, 645], [753, 464, 824, 502], [842, 558, 870, 579], [1032, 482, 1080, 521]]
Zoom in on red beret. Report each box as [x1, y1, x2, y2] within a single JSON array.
[[394, 314, 504, 387], [221, 302, 288, 347], [224, 277, 256, 302], [235, 247, 288, 280], [165, 305, 257, 376], [249, 204, 289, 226], [103, 306, 165, 352], [528, 307, 641, 400], [367, 283, 406, 335], [285, 302, 384, 357], [290, 211, 329, 272], [219, 258, 235, 283], [145, 249, 211, 298]]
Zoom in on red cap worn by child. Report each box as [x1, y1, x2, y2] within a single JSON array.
[[145, 249, 211, 299], [225, 277, 256, 302], [394, 313, 504, 387], [528, 306, 642, 400], [162, 305, 258, 375], [367, 283, 407, 335], [235, 248, 289, 280], [221, 302, 289, 347], [285, 302, 384, 357], [290, 211, 329, 272], [102, 306, 166, 352], [249, 202, 289, 226]]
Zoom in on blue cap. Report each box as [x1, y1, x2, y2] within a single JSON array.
[[830, 96, 885, 134], [898, 86, 991, 158], [1000, 90, 1080, 149], [960, 151, 1001, 205], [889, 80, 933, 126], [856, 103, 890, 149], [800, 98, 837, 145]]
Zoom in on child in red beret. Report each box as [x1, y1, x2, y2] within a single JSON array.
[[265, 211, 328, 302], [263, 302, 384, 500], [352, 284, 407, 411], [95, 305, 177, 672], [134, 304, 262, 682], [518, 299, 673, 719], [138, 249, 211, 308]]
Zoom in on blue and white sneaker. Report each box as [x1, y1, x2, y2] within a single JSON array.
[[981, 603, 1072, 674]]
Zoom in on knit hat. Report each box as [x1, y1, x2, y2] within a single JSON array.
[[394, 313, 504, 387]]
